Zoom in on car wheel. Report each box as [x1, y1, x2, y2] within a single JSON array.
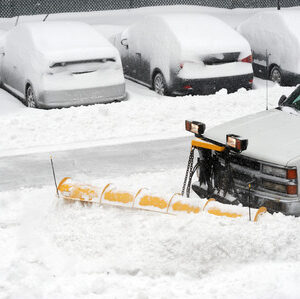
[[270, 66, 282, 85], [153, 72, 167, 95], [26, 85, 37, 108]]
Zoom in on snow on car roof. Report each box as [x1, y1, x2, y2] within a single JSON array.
[[22, 21, 112, 52], [274, 11, 300, 38], [18, 21, 118, 64], [152, 14, 250, 57]]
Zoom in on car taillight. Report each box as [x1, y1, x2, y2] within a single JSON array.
[[180, 63, 184, 69], [241, 55, 253, 63], [183, 85, 192, 90]]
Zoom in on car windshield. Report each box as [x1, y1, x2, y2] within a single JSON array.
[[282, 86, 300, 111]]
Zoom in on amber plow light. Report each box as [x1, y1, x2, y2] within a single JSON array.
[[57, 177, 267, 222], [185, 120, 206, 136], [226, 134, 248, 152]]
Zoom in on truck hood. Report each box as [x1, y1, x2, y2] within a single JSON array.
[[204, 108, 300, 166]]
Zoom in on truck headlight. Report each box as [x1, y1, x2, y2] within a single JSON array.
[[262, 180, 297, 195], [262, 165, 286, 178], [262, 165, 297, 179]]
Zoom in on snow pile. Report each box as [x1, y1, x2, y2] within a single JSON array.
[[238, 11, 300, 73], [0, 89, 24, 115], [0, 84, 294, 156], [1, 169, 300, 298]]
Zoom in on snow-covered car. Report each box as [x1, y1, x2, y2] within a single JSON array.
[[190, 85, 300, 216], [0, 22, 126, 108], [238, 11, 300, 86], [114, 14, 253, 96]]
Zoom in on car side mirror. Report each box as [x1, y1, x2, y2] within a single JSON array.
[[278, 95, 287, 106], [121, 38, 128, 49]]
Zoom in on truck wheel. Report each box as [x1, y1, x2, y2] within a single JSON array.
[[26, 85, 37, 108], [153, 72, 167, 95], [270, 66, 282, 85]]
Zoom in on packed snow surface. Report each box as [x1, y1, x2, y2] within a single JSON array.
[[0, 82, 294, 157], [1, 170, 300, 298]]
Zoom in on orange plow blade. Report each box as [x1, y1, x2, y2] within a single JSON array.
[[57, 177, 267, 221]]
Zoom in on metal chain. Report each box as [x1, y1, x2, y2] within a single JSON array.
[[181, 147, 195, 197]]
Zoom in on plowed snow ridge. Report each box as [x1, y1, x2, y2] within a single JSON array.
[[0, 84, 294, 156], [1, 170, 300, 298]]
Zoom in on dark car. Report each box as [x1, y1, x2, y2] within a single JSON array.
[[114, 14, 253, 96], [238, 11, 300, 86]]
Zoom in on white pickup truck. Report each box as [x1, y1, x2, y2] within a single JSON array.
[[189, 85, 300, 216]]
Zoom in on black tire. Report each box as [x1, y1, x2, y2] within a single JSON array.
[[270, 66, 282, 85], [25, 85, 37, 108], [153, 72, 167, 95]]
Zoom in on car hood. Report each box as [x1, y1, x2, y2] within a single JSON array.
[[204, 108, 300, 166]]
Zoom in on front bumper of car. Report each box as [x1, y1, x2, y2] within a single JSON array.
[[37, 83, 127, 108], [170, 73, 253, 96]]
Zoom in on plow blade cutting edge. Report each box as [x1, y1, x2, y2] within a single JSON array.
[[57, 177, 267, 221]]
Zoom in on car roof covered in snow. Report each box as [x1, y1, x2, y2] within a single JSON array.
[[13, 21, 118, 64], [145, 14, 250, 59], [20, 21, 113, 52], [239, 10, 300, 37]]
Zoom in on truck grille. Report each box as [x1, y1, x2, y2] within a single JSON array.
[[230, 154, 260, 171]]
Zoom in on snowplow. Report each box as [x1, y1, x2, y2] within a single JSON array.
[[55, 118, 268, 222], [57, 177, 266, 221], [55, 85, 300, 219]]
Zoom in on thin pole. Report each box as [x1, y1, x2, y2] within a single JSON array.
[[50, 156, 59, 198], [43, 14, 49, 22], [277, 0, 280, 10], [15, 15, 19, 26], [248, 183, 252, 221], [266, 49, 269, 111]]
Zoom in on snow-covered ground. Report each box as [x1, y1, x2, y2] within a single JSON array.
[[1, 170, 300, 299], [0, 79, 293, 157], [1, 5, 300, 298]]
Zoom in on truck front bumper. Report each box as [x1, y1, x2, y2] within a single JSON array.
[[192, 182, 300, 216]]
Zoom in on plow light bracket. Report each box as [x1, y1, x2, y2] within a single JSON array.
[[226, 134, 248, 152], [185, 120, 206, 136]]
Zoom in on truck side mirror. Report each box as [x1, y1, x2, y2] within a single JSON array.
[[121, 38, 128, 49], [278, 95, 287, 106]]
